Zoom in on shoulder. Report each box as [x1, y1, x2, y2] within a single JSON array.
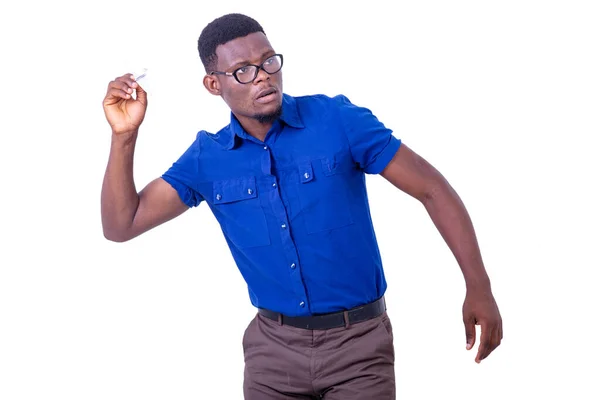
[[173, 124, 230, 158], [292, 93, 351, 107], [288, 93, 354, 120], [196, 124, 233, 149]]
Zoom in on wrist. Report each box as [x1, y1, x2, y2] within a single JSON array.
[[465, 275, 492, 294], [111, 130, 138, 147]]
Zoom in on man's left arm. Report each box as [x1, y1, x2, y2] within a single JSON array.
[[380, 143, 503, 363]]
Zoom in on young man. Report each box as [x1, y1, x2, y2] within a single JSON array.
[[101, 13, 502, 399]]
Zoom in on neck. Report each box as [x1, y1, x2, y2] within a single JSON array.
[[234, 105, 283, 142], [237, 117, 272, 142]]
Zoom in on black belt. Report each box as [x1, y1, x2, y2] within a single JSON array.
[[258, 297, 386, 330]]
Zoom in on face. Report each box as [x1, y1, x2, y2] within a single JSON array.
[[203, 32, 283, 125]]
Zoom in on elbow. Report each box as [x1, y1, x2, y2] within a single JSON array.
[[421, 178, 451, 206], [101, 214, 136, 242], [422, 184, 439, 205], [103, 227, 132, 243]]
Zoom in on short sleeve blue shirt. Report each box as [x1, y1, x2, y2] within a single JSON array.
[[162, 93, 401, 316]]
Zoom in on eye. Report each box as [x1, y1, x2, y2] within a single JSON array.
[[237, 66, 249, 74], [264, 57, 275, 65]]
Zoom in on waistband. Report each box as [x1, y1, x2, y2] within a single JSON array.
[[257, 296, 386, 330]]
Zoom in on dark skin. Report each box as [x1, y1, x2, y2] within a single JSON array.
[[202, 33, 284, 141], [101, 32, 502, 363], [380, 147, 503, 362]]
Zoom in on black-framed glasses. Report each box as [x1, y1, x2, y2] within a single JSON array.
[[210, 54, 283, 84]]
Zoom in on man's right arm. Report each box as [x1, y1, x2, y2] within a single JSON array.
[[101, 132, 188, 242], [101, 73, 188, 242]]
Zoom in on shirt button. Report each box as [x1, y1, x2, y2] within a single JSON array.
[[216, 194, 222, 201], [247, 188, 253, 195], [263, 145, 268, 150], [299, 301, 305, 307], [290, 263, 296, 269], [281, 224, 287, 229], [272, 183, 277, 188], [304, 172, 310, 179]]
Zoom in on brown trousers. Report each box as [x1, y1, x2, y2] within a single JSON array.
[[242, 311, 396, 399]]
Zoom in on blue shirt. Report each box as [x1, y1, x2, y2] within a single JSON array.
[[162, 93, 402, 316]]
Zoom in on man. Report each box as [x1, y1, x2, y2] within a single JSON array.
[[101, 13, 502, 399]]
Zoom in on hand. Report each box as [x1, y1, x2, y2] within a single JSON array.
[[463, 288, 503, 363], [103, 73, 148, 135]]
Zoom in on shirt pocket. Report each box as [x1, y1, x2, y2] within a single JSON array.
[[297, 156, 355, 234], [212, 177, 270, 248]]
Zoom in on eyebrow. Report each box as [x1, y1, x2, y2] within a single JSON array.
[[229, 50, 276, 70]]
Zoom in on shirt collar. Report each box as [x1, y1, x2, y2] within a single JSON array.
[[222, 93, 304, 150], [280, 93, 305, 129]]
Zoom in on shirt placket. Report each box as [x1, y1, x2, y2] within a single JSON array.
[[262, 134, 311, 316]]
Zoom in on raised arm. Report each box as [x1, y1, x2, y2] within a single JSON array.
[[380, 143, 502, 363], [101, 73, 188, 242]]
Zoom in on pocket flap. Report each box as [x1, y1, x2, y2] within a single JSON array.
[[321, 155, 337, 175], [213, 177, 257, 204], [298, 162, 314, 183], [321, 151, 354, 176]]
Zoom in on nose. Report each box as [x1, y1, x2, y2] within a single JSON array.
[[253, 66, 270, 84]]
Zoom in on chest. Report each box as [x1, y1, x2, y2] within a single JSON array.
[[196, 126, 362, 236]]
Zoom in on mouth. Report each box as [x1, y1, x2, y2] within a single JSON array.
[[255, 87, 278, 104]]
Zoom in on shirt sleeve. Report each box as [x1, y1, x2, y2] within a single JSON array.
[[334, 94, 402, 174], [161, 132, 204, 208]]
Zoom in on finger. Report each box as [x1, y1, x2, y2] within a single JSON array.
[[103, 87, 133, 104], [495, 321, 503, 347], [482, 326, 502, 362], [464, 318, 476, 350], [114, 73, 138, 88], [133, 80, 148, 105], [475, 323, 493, 363], [108, 79, 136, 95], [491, 327, 502, 352], [105, 80, 135, 104], [106, 75, 138, 98]]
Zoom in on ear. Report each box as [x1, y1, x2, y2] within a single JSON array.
[[203, 74, 221, 96]]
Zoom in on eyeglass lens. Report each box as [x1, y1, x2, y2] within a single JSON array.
[[235, 55, 282, 83]]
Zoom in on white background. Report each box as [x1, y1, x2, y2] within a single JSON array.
[[1, 1, 599, 399]]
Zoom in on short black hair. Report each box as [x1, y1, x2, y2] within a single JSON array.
[[198, 13, 265, 72]]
